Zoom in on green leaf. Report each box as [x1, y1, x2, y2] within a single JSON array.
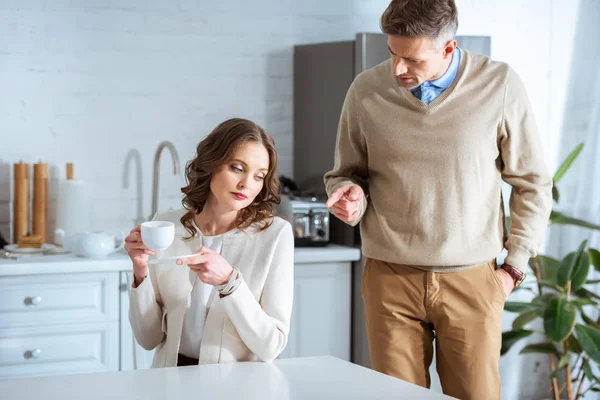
[[512, 311, 539, 329], [550, 367, 562, 379], [543, 297, 577, 342], [590, 249, 600, 272], [576, 288, 600, 301], [550, 210, 600, 230], [581, 311, 600, 330], [557, 241, 588, 289], [539, 280, 564, 292], [574, 324, 600, 364], [571, 253, 591, 292], [501, 329, 534, 355], [585, 279, 600, 284], [557, 252, 577, 288], [553, 142, 583, 183], [572, 297, 597, 307], [552, 185, 560, 203], [519, 342, 560, 357], [529, 255, 561, 286], [532, 294, 558, 316], [512, 285, 534, 293], [539, 256, 561, 283], [583, 358, 600, 383], [583, 358, 595, 379], [557, 354, 571, 369], [504, 301, 538, 313], [566, 334, 583, 354]]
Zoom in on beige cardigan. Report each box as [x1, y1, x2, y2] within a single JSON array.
[[129, 209, 294, 367]]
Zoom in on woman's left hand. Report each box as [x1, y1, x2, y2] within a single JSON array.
[[177, 247, 234, 286]]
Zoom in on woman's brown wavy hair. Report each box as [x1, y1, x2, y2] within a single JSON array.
[[180, 118, 281, 239]]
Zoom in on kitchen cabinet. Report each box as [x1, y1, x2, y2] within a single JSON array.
[[0, 245, 359, 378], [119, 271, 155, 371], [278, 260, 352, 361], [0, 272, 120, 379]]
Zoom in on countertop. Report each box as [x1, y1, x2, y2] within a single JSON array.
[[0, 356, 454, 400], [0, 244, 361, 276]]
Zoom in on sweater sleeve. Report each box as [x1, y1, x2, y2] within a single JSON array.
[[499, 67, 553, 272], [221, 222, 294, 362], [323, 82, 369, 226]]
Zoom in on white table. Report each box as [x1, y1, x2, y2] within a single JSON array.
[[0, 356, 455, 399]]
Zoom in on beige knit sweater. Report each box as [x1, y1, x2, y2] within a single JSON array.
[[324, 49, 552, 273]]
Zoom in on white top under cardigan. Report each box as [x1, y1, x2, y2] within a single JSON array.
[[178, 233, 223, 359], [129, 208, 295, 368]]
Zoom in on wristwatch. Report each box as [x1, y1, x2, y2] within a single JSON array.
[[501, 263, 526, 287]]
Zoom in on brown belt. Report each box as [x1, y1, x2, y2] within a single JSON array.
[[177, 353, 199, 366]]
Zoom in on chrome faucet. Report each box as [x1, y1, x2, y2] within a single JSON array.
[[150, 141, 180, 220], [123, 149, 145, 227]]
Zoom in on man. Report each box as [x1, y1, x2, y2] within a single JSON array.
[[324, 0, 552, 399]]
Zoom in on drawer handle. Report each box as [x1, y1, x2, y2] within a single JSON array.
[[24, 296, 42, 306], [24, 349, 42, 359]]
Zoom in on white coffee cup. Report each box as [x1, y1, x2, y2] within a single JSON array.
[[141, 221, 175, 251]]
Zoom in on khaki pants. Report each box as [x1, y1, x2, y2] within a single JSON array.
[[362, 258, 506, 400]]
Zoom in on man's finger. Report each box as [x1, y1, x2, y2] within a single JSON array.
[[335, 199, 360, 212], [335, 211, 355, 223], [332, 205, 358, 221], [345, 185, 364, 201], [332, 203, 358, 215], [325, 186, 350, 208]]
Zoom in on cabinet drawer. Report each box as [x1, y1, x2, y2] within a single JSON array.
[[0, 273, 119, 327], [0, 322, 119, 379]]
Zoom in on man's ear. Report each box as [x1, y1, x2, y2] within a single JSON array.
[[443, 39, 457, 59]]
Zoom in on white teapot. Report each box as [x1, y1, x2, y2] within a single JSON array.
[[56, 230, 124, 258]]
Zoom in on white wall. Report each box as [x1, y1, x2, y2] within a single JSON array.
[[0, 0, 576, 240], [458, 0, 580, 176], [0, 0, 392, 239]]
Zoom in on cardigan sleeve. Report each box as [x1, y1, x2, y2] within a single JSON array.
[[128, 212, 166, 351], [128, 264, 166, 350]]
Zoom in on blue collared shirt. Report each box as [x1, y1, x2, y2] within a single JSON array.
[[410, 47, 461, 104]]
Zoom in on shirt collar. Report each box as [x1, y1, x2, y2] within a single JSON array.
[[411, 47, 461, 92]]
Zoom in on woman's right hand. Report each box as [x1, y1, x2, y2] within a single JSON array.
[[124, 225, 155, 285]]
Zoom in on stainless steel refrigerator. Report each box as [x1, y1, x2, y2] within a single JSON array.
[[293, 32, 491, 369]]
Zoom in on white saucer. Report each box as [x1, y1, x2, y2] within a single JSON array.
[[148, 254, 198, 265], [4, 244, 57, 254]]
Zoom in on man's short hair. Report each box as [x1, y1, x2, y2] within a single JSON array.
[[380, 0, 459, 48]]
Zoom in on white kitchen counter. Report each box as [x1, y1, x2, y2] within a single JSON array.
[[0, 244, 360, 276], [0, 356, 454, 400], [294, 244, 360, 264]]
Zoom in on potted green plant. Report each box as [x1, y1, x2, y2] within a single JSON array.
[[501, 143, 600, 400]]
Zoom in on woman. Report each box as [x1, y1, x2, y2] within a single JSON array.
[[125, 118, 294, 368]]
